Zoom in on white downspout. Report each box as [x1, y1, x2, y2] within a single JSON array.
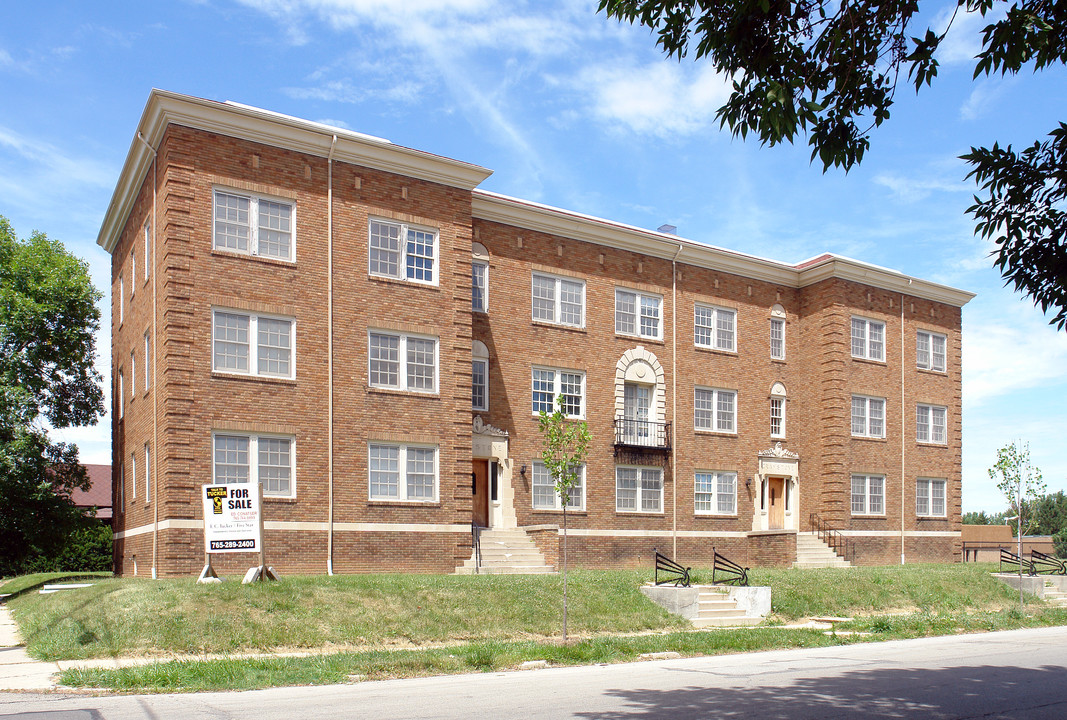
[[900, 290, 906, 565], [327, 135, 337, 576], [136, 132, 159, 580], [671, 243, 683, 558]]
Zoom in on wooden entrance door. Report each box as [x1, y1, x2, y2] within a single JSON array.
[[768, 477, 785, 530], [472, 459, 490, 528]]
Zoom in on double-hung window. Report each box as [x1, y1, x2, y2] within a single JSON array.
[[531, 461, 585, 511], [917, 330, 947, 372], [916, 404, 947, 444], [616, 466, 663, 513], [695, 304, 736, 351], [130, 451, 136, 499], [916, 477, 947, 517], [851, 474, 885, 515], [213, 189, 295, 261], [770, 317, 785, 360], [144, 443, 151, 502], [368, 331, 438, 393], [118, 371, 124, 419], [851, 317, 885, 361], [143, 219, 151, 280], [144, 331, 151, 392], [531, 367, 584, 418], [212, 309, 295, 379], [695, 471, 737, 515], [472, 358, 489, 411], [472, 260, 488, 312], [615, 288, 662, 339], [770, 397, 785, 438], [130, 351, 136, 399], [531, 273, 584, 328], [369, 218, 438, 285], [851, 395, 885, 438], [368, 443, 438, 502], [694, 387, 737, 433], [213, 432, 296, 497]]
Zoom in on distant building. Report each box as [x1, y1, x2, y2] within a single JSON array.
[[100, 90, 974, 577], [73, 464, 113, 522]]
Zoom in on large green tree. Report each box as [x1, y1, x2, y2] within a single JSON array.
[[598, 0, 1067, 328], [0, 216, 104, 576]]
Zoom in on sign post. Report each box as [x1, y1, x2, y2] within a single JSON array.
[[197, 482, 277, 584]]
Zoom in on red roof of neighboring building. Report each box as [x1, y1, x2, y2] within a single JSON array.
[[74, 464, 113, 520]]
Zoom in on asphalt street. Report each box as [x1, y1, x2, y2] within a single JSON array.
[[2, 626, 1065, 719]]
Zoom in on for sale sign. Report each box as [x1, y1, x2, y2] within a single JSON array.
[[202, 484, 261, 553]]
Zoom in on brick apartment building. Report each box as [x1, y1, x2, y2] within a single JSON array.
[[100, 90, 973, 578]]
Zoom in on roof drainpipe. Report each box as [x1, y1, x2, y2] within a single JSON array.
[[327, 134, 337, 576], [671, 240, 683, 559], [136, 131, 159, 580], [900, 288, 907, 565]]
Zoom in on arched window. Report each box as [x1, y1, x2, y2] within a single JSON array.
[[472, 340, 489, 411], [770, 382, 786, 438]]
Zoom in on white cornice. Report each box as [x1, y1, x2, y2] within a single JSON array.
[[472, 191, 976, 307], [97, 89, 493, 253]]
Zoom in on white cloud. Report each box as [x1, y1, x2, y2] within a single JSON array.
[[960, 77, 1012, 121], [933, 4, 1001, 65], [0, 125, 113, 196], [873, 172, 968, 202], [575, 62, 731, 137], [0, 48, 12, 67]]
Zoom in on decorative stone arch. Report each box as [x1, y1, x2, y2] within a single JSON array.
[[472, 241, 489, 260], [614, 346, 666, 423], [472, 339, 489, 361], [770, 303, 786, 318]]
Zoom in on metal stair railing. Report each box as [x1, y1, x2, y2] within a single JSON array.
[[808, 512, 855, 564], [711, 547, 749, 586], [1000, 548, 1035, 575]]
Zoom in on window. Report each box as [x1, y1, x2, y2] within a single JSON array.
[[119, 276, 124, 325], [531, 272, 585, 328], [531, 367, 584, 418], [144, 443, 151, 502], [851, 474, 885, 515], [694, 387, 737, 433], [213, 433, 295, 497], [695, 471, 737, 515], [616, 466, 663, 513], [118, 462, 125, 506], [917, 330, 947, 372], [117, 371, 124, 419], [368, 218, 437, 284], [144, 331, 151, 392], [851, 395, 886, 438], [212, 310, 295, 379], [916, 477, 947, 517], [368, 443, 438, 502], [472, 359, 488, 411], [770, 317, 785, 360], [143, 219, 151, 280], [531, 462, 585, 511], [472, 260, 488, 312], [368, 331, 438, 393], [213, 189, 294, 261], [695, 305, 736, 351], [851, 317, 885, 361], [130, 351, 136, 398], [616, 289, 662, 339], [770, 397, 785, 438], [130, 251, 136, 294], [130, 452, 136, 499], [916, 404, 947, 444]]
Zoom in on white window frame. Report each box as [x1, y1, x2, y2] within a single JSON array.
[[916, 477, 947, 517], [144, 443, 151, 502], [531, 367, 585, 419], [212, 432, 297, 499], [531, 272, 585, 328], [144, 331, 151, 392], [916, 403, 947, 444], [130, 451, 136, 499], [130, 351, 136, 399], [117, 370, 124, 419], [917, 330, 947, 372], [212, 308, 296, 380], [118, 275, 124, 325], [851, 394, 886, 438], [770, 396, 786, 438], [770, 317, 785, 360], [368, 330, 439, 394], [615, 288, 663, 340], [472, 358, 489, 412], [851, 316, 886, 361], [130, 250, 136, 296], [695, 471, 737, 516], [694, 304, 737, 352], [368, 217, 439, 286], [694, 387, 737, 434], [212, 188, 296, 262], [472, 260, 488, 312], [851, 473, 885, 516], [531, 461, 585, 511], [615, 465, 664, 514], [118, 461, 125, 506], [368, 442, 439, 503], [143, 219, 151, 281]]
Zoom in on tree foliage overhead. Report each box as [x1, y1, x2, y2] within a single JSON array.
[[0, 216, 105, 576], [597, 0, 1067, 328]]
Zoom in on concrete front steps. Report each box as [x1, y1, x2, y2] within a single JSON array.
[[692, 586, 762, 628], [1044, 579, 1067, 607], [455, 528, 555, 575], [793, 532, 852, 569]]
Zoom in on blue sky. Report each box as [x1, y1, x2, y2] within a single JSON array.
[[2, 0, 1064, 512]]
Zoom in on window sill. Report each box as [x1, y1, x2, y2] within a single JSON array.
[[368, 500, 441, 508], [264, 496, 297, 503], [369, 387, 440, 399], [367, 274, 441, 291], [851, 435, 887, 443], [916, 367, 947, 376], [531, 320, 586, 334], [916, 441, 949, 448], [615, 510, 665, 516], [695, 512, 738, 518], [916, 515, 948, 521], [615, 332, 664, 345], [850, 356, 887, 366], [211, 371, 297, 386], [851, 514, 887, 519], [211, 248, 296, 268], [532, 509, 587, 516], [695, 345, 737, 357], [771, 358, 787, 364], [695, 429, 738, 437], [530, 413, 584, 422]]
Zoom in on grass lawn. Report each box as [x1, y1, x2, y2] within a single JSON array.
[[7, 562, 1066, 692]]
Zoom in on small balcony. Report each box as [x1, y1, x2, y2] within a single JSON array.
[[613, 418, 672, 452]]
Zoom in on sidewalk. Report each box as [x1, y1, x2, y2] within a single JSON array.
[[0, 603, 59, 691]]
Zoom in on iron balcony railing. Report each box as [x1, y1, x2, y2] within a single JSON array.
[[613, 419, 671, 450]]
